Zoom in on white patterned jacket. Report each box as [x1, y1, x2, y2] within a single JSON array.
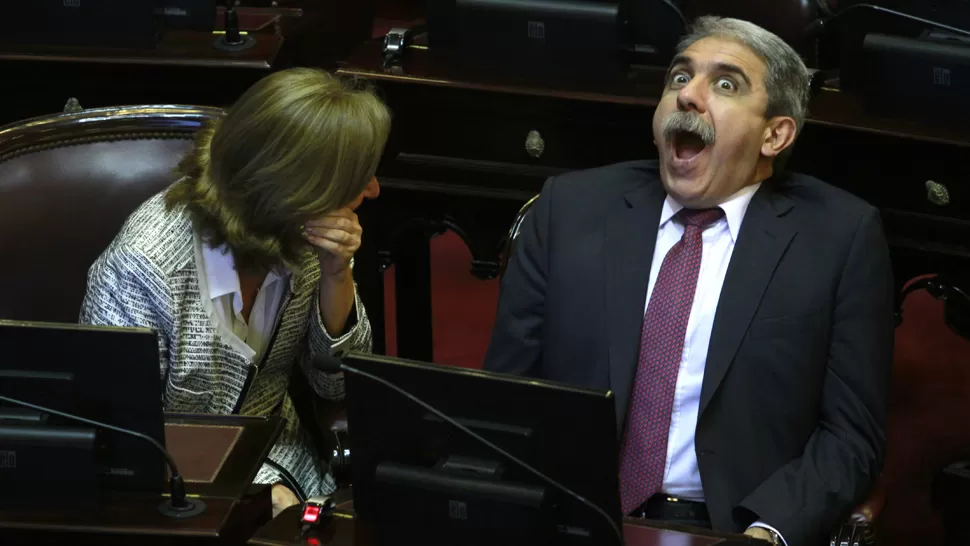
[[79, 191, 371, 498]]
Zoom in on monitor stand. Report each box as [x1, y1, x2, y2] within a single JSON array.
[[0, 410, 101, 511], [372, 457, 559, 546]]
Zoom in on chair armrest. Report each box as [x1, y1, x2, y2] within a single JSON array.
[[829, 477, 888, 545], [829, 522, 875, 546], [855, 474, 889, 524]]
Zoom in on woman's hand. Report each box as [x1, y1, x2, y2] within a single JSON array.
[[303, 208, 361, 278], [304, 208, 361, 336], [271, 484, 300, 518]]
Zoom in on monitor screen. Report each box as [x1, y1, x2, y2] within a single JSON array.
[[0, 320, 165, 504]]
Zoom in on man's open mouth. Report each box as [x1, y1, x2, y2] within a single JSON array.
[[672, 130, 710, 161]]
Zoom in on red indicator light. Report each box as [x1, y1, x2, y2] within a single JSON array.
[[302, 505, 321, 523]]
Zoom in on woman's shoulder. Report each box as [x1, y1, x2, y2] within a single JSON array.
[[107, 190, 196, 276]]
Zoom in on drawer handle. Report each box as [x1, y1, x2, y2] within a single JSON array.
[[525, 130, 545, 159], [926, 180, 950, 206]]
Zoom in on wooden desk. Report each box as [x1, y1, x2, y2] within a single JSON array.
[[0, 414, 283, 546], [0, 30, 283, 69], [337, 40, 970, 360], [0, 1, 377, 125], [250, 505, 761, 546]]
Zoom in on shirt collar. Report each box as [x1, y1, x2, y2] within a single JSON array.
[[200, 243, 240, 299], [199, 242, 290, 300], [659, 182, 761, 242]]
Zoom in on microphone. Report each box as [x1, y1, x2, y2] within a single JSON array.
[[314, 353, 626, 545], [805, 3, 970, 40], [0, 394, 206, 518]]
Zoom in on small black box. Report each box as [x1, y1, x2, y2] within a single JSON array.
[[453, 0, 620, 56], [843, 31, 970, 118], [0, 0, 163, 49], [161, 0, 216, 31], [0, 420, 101, 511]]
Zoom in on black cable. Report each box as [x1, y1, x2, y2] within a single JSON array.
[[661, 0, 686, 27], [340, 362, 625, 545], [806, 3, 970, 39]]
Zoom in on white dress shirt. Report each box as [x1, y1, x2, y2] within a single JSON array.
[[644, 183, 787, 544], [199, 243, 293, 360]]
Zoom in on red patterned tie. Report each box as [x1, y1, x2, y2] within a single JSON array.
[[618, 207, 725, 515]]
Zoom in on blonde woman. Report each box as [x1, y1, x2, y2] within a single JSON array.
[[80, 68, 391, 516]]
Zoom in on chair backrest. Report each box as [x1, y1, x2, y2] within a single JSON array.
[[498, 194, 539, 278], [869, 278, 970, 546], [0, 104, 225, 323]]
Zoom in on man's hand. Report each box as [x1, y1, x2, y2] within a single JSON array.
[[744, 527, 775, 543], [271, 484, 300, 518], [303, 208, 361, 278]]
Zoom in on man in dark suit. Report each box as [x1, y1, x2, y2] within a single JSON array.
[[485, 16, 894, 546]]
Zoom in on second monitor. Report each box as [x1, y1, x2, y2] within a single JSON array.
[[342, 351, 622, 546]]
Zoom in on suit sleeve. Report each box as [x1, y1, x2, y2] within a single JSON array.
[[483, 178, 555, 376], [739, 207, 894, 546]]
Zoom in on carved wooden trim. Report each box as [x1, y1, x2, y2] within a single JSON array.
[[0, 104, 225, 163]]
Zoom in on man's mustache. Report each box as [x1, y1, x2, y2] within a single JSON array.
[[661, 111, 716, 146]]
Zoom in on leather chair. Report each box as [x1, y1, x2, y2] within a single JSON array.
[[0, 101, 224, 323], [499, 196, 875, 545]]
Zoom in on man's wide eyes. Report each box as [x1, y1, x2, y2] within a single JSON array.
[[716, 77, 738, 92], [668, 73, 739, 92]]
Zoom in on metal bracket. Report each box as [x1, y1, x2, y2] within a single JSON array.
[[383, 27, 410, 61]]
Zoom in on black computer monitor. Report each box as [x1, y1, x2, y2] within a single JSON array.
[[343, 352, 622, 546], [0, 320, 165, 510], [0, 1, 162, 49], [161, 0, 218, 31], [424, 0, 684, 71]]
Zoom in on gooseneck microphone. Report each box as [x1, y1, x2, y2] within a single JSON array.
[[314, 354, 626, 545], [805, 3, 970, 39], [0, 395, 206, 518]]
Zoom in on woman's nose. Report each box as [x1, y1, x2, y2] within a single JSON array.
[[363, 177, 380, 200]]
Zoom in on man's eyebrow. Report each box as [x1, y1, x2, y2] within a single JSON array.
[[711, 61, 752, 87], [667, 54, 692, 74]]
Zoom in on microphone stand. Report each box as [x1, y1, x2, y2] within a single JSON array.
[[805, 3, 970, 40], [213, 3, 256, 52]]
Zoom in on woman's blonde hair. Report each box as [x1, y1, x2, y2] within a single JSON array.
[[165, 68, 391, 272]]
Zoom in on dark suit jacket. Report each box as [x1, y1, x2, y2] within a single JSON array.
[[484, 160, 894, 546]]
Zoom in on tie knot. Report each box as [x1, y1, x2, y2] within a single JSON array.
[[677, 207, 724, 229]]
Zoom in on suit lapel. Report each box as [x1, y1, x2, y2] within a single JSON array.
[[606, 182, 665, 432], [699, 185, 795, 417]]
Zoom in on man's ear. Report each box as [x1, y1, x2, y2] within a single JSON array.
[[761, 116, 797, 159]]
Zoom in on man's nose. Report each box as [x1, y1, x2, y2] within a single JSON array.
[[676, 79, 707, 113], [363, 177, 380, 200]]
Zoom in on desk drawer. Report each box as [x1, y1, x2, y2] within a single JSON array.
[[383, 83, 654, 173], [795, 126, 970, 220], [793, 124, 970, 254]]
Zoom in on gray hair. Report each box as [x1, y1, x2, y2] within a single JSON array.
[[676, 16, 811, 168]]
